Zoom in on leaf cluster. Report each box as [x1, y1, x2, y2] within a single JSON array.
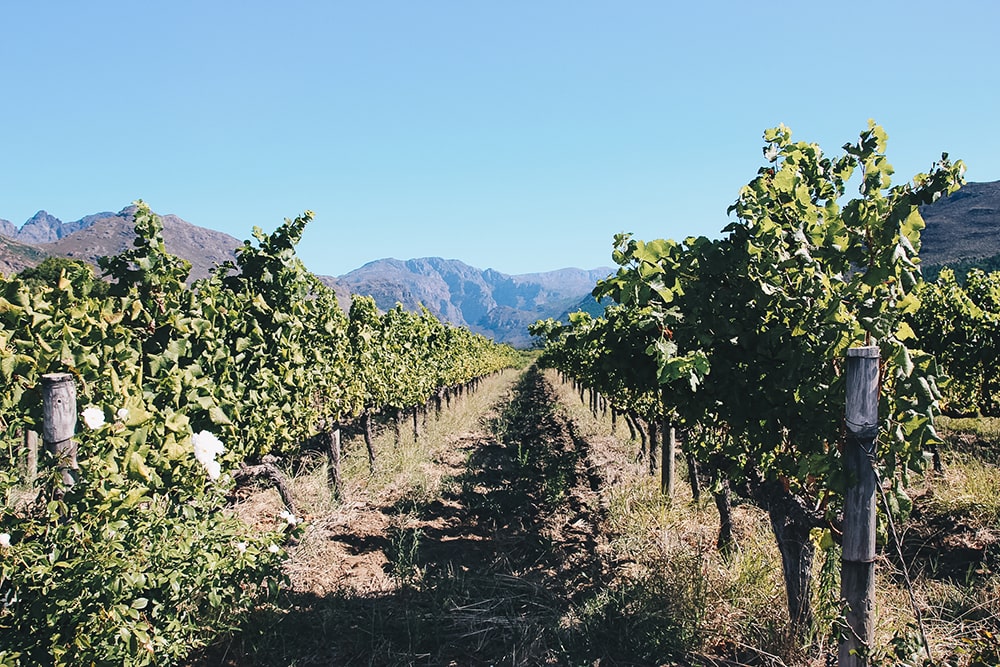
[[534, 121, 965, 517]]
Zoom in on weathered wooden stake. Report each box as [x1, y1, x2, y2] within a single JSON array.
[[24, 429, 39, 481], [326, 427, 342, 500], [42, 373, 78, 492], [840, 346, 879, 667], [362, 410, 376, 474], [660, 419, 675, 498], [647, 419, 658, 477], [686, 451, 701, 503]]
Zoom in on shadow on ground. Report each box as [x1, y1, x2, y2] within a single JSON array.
[[187, 368, 687, 667]]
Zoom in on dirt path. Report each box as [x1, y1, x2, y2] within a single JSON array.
[[196, 367, 619, 667]]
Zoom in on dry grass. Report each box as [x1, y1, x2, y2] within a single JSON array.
[[547, 371, 802, 664], [196, 369, 999, 666], [546, 370, 1000, 666]]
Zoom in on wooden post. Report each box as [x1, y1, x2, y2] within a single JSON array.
[[362, 410, 376, 474], [24, 429, 39, 481], [661, 419, 675, 498], [326, 427, 342, 500], [840, 346, 879, 667], [647, 419, 658, 477], [686, 451, 701, 503], [42, 373, 78, 492]]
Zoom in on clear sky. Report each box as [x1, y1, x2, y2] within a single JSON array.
[[2, 1, 998, 277]]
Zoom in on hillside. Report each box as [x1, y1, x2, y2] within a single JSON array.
[[920, 180, 1000, 268], [0, 207, 241, 281], [337, 257, 611, 347], [40, 208, 242, 282], [0, 207, 606, 345], [0, 235, 49, 276]]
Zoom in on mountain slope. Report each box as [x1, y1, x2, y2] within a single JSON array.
[[15, 210, 105, 245], [40, 207, 241, 281], [0, 236, 49, 276], [338, 258, 612, 346], [0, 218, 16, 238], [0, 207, 241, 281], [920, 180, 1000, 268]]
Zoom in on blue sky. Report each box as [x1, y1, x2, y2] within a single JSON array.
[[2, 1, 998, 277]]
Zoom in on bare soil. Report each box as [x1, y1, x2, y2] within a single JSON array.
[[189, 368, 1000, 667], [191, 367, 637, 667]]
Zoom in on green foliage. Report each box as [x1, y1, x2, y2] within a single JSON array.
[[532, 121, 965, 634], [16, 257, 109, 299], [911, 268, 1000, 415], [922, 253, 1000, 284], [0, 201, 519, 665], [0, 460, 289, 665]]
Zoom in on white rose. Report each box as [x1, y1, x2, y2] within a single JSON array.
[[82, 406, 106, 430]]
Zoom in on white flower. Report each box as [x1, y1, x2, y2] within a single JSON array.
[[0, 533, 10, 548], [82, 406, 106, 430], [268, 543, 280, 554], [192, 430, 225, 464], [235, 541, 247, 554], [279, 509, 298, 526], [191, 430, 225, 480], [116, 408, 130, 421], [203, 458, 222, 481]]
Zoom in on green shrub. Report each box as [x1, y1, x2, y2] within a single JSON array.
[[0, 424, 293, 666]]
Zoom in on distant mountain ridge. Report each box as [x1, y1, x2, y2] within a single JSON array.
[[0, 206, 609, 346], [2, 180, 999, 346], [337, 258, 610, 346], [919, 180, 1000, 269], [0, 206, 242, 281]]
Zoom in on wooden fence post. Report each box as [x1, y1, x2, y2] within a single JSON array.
[[41, 372, 78, 492], [840, 346, 879, 667]]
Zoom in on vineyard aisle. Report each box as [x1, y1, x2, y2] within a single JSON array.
[[192, 366, 634, 666]]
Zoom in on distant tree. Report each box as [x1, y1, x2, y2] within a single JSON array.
[[17, 257, 109, 298]]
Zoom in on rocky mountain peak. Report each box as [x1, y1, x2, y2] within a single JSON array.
[[11, 210, 99, 245], [17, 211, 65, 244]]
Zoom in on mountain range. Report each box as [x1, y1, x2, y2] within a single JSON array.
[[0, 206, 609, 346], [336, 259, 610, 346], [3, 179, 999, 346]]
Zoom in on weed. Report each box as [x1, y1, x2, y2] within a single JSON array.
[[386, 512, 423, 585]]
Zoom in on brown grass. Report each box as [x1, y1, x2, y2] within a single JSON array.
[[191, 368, 999, 666]]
